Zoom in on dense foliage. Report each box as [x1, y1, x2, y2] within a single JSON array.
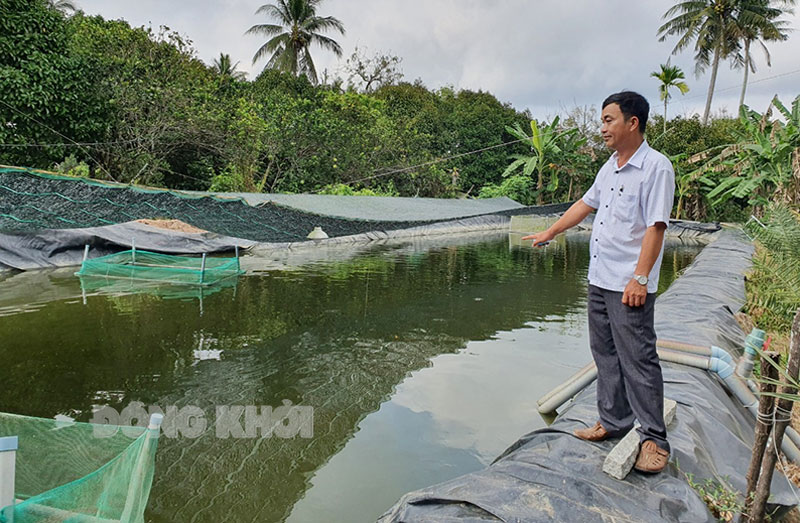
[[745, 204, 800, 332], [2, 0, 795, 222], [0, 1, 538, 198]]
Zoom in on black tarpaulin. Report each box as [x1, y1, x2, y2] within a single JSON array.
[[0, 221, 255, 271]]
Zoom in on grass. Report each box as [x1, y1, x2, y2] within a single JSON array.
[[685, 473, 744, 522]]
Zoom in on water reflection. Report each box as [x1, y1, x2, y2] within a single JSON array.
[[0, 234, 700, 522]]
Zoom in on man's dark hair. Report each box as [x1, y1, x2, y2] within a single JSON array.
[[602, 91, 649, 134]]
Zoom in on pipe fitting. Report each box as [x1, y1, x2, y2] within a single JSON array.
[[710, 357, 734, 380], [745, 328, 767, 357], [710, 346, 733, 366], [737, 328, 766, 379]]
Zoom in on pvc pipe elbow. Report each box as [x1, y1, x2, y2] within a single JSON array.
[[710, 346, 733, 365], [710, 357, 734, 380]]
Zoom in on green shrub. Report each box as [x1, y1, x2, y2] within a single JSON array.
[[54, 155, 90, 178], [479, 174, 534, 204], [745, 204, 800, 332]]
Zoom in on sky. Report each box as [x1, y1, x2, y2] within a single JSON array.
[[77, 0, 800, 122]]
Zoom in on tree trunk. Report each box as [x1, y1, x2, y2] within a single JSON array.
[[703, 41, 722, 125], [743, 351, 780, 518], [739, 39, 751, 112], [748, 309, 800, 521], [664, 97, 668, 135]]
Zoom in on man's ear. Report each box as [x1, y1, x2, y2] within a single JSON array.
[[628, 116, 639, 132]]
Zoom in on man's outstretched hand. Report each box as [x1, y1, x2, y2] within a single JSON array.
[[622, 278, 647, 307], [521, 229, 555, 247]]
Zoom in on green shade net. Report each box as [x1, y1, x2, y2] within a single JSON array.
[[0, 412, 159, 522], [75, 250, 243, 286]]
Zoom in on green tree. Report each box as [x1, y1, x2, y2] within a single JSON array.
[[501, 117, 585, 205], [246, 0, 345, 84], [651, 64, 690, 134], [698, 95, 800, 215], [0, 0, 106, 169], [212, 53, 247, 81], [67, 15, 222, 187], [48, 0, 76, 14], [658, 0, 741, 125], [731, 0, 794, 110]]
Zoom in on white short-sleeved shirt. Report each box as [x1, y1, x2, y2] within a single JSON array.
[[581, 140, 675, 294]]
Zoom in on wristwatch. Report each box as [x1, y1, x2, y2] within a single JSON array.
[[634, 274, 648, 285]]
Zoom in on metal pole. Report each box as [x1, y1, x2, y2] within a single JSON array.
[[235, 245, 240, 271], [200, 254, 207, 285], [0, 436, 18, 519], [82, 244, 89, 263], [131, 238, 136, 265]]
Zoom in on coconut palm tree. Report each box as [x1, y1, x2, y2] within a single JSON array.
[[213, 53, 247, 81], [731, 0, 794, 110], [246, 0, 345, 84], [48, 0, 77, 14], [651, 64, 690, 133], [658, 1, 741, 125]]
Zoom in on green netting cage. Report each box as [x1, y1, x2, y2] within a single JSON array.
[[75, 247, 243, 287], [0, 412, 162, 523]]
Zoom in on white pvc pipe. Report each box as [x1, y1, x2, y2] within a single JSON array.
[[537, 365, 598, 414], [0, 436, 17, 518], [537, 362, 596, 407], [536, 341, 800, 462], [537, 349, 710, 415]]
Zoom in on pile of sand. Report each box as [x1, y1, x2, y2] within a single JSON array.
[[136, 219, 206, 234]]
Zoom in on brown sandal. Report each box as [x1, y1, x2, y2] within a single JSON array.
[[634, 440, 669, 473], [573, 421, 610, 442]]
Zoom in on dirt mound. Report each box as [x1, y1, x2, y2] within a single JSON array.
[[136, 219, 206, 234]]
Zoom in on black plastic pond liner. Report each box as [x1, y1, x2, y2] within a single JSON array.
[[0, 221, 256, 271], [379, 230, 797, 522]]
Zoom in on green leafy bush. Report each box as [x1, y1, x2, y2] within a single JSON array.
[[745, 204, 800, 332], [479, 174, 534, 204]]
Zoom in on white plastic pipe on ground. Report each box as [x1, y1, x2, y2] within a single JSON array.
[[0, 436, 17, 519], [536, 342, 800, 463]]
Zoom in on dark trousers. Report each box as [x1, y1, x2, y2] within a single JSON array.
[[587, 284, 669, 451]]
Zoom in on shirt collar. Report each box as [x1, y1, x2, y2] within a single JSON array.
[[611, 140, 650, 170]]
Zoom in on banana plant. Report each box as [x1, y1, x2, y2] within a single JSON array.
[[697, 95, 800, 214], [503, 116, 584, 205]]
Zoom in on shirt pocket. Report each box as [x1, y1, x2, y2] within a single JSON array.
[[612, 193, 639, 224]]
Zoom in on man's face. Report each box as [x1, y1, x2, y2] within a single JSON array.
[[600, 103, 637, 151]]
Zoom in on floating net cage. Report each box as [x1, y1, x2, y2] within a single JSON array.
[[75, 247, 244, 287], [0, 412, 162, 523], [78, 272, 240, 302]]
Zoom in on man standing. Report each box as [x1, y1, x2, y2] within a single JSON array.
[[523, 91, 675, 473]]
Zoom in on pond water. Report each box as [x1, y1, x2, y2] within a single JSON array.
[[0, 232, 702, 522]]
